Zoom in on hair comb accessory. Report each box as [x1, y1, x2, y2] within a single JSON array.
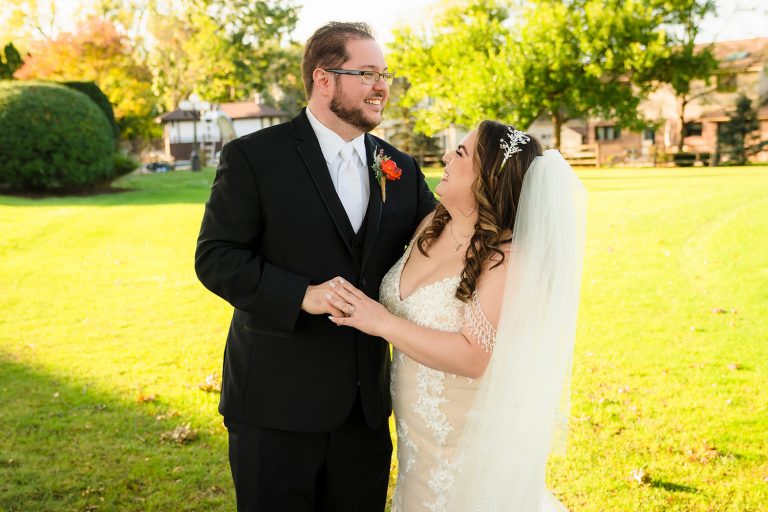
[[499, 126, 530, 169]]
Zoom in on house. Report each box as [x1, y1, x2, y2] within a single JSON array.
[[535, 38, 768, 166], [156, 97, 289, 163]]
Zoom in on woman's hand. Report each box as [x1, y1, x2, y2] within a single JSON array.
[[326, 278, 394, 338]]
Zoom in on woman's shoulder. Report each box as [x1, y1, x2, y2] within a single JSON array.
[[415, 210, 437, 235], [472, 241, 512, 327]]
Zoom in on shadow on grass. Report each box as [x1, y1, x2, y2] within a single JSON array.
[[0, 355, 232, 511], [650, 479, 699, 493]]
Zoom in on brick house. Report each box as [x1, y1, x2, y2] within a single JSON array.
[[538, 38, 768, 166]]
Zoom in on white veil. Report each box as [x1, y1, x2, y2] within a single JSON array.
[[447, 150, 586, 511]]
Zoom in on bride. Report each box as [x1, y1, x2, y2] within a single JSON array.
[[327, 120, 586, 511]]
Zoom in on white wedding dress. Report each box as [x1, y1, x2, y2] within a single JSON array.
[[380, 241, 487, 512], [379, 150, 584, 511]]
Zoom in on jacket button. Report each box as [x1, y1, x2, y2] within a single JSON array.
[[361, 278, 367, 287]]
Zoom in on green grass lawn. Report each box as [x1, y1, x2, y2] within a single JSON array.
[[1, 166, 767, 511]]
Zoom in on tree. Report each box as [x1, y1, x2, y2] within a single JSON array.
[[647, 0, 719, 152], [0, 0, 60, 46], [717, 94, 761, 165], [0, 42, 24, 79], [512, 0, 667, 148], [190, 0, 299, 102], [258, 41, 305, 116], [14, 17, 160, 144], [386, 78, 442, 165], [145, 7, 197, 111], [388, 0, 518, 136], [389, 0, 668, 148], [145, 0, 300, 111]]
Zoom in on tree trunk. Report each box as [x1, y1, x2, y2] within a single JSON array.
[[678, 95, 688, 153], [552, 112, 562, 150]]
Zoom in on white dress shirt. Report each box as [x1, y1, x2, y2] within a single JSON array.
[[306, 107, 370, 232]]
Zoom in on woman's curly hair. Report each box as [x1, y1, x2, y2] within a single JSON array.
[[416, 120, 542, 302]]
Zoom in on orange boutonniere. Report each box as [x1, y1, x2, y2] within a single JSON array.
[[372, 148, 402, 202]]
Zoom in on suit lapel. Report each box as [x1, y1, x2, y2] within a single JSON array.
[[360, 134, 383, 273], [292, 110, 357, 264]]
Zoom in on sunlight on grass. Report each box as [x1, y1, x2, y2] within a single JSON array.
[[1, 166, 767, 510]]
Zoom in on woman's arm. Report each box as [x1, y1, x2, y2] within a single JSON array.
[[326, 255, 508, 378]]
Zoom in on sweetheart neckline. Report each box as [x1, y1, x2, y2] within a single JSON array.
[[396, 243, 461, 302]]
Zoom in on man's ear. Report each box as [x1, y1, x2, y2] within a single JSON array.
[[312, 68, 332, 97]]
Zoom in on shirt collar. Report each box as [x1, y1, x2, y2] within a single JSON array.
[[306, 106, 367, 166]]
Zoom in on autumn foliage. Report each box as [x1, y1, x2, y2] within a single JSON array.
[[14, 18, 158, 141]]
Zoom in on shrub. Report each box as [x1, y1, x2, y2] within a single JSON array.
[[113, 152, 139, 176], [61, 81, 120, 145], [0, 80, 115, 191]]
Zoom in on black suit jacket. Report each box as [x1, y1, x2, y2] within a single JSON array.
[[195, 109, 436, 432]]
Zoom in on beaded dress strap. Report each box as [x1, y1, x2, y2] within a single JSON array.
[[463, 291, 497, 353]]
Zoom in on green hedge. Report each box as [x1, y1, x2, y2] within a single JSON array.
[[0, 80, 115, 191], [61, 81, 120, 145]]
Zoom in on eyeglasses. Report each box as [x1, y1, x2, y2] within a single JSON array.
[[322, 68, 395, 85]]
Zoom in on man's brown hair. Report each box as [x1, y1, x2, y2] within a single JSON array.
[[302, 22, 375, 99]]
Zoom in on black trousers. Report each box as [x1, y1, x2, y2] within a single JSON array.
[[225, 391, 392, 512]]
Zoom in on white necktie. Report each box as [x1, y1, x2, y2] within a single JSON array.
[[336, 143, 364, 232]]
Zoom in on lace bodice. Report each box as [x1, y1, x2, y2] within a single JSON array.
[[380, 242, 497, 350]]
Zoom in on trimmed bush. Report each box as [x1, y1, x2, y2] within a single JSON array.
[[61, 81, 120, 145], [0, 80, 115, 191], [113, 151, 139, 176]]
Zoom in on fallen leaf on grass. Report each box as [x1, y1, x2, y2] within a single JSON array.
[[727, 362, 742, 371], [685, 441, 720, 464], [198, 373, 222, 393], [155, 411, 179, 421], [137, 393, 157, 403], [629, 468, 651, 486], [161, 424, 198, 444]]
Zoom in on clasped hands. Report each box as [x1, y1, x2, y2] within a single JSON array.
[[301, 277, 392, 337]]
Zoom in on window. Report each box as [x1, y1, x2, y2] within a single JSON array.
[[683, 122, 703, 137], [643, 128, 655, 143], [717, 73, 737, 92], [595, 125, 621, 141]]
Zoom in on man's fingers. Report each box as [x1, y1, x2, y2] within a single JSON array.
[[327, 304, 345, 317], [337, 278, 367, 300], [324, 293, 349, 317], [328, 315, 347, 326]]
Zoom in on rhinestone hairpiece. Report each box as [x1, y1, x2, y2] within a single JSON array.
[[499, 126, 530, 169]]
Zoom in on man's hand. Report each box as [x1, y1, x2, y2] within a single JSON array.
[[301, 278, 346, 317], [327, 278, 394, 338]]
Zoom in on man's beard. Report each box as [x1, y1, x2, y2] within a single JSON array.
[[330, 86, 382, 133]]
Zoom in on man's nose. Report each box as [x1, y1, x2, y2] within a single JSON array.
[[372, 77, 388, 91]]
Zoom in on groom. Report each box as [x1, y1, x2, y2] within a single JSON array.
[[195, 22, 436, 512]]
